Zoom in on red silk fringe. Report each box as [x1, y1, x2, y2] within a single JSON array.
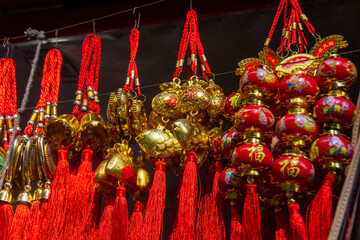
[[170, 150, 198, 240], [95, 195, 115, 240], [9, 204, 30, 240], [230, 201, 242, 240], [241, 184, 262, 240], [275, 210, 288, 240], [288, 202, 308, 240], [113, 185, 129, 240], [212, 161, 225, 240], [0, 202, 14, 239], [308, 174, 335, 240], [128, 200, 145, 240], [41, 145, 69, 239], [64, 145, 95, 240], [23, 200, 42, 240], [143, 161, 166, 240]]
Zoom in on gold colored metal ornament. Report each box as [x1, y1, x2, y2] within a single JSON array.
[[23, 137, 38, 185], [132, 99, 148, 136], [95, 160, 118, 188], [275, 54, 318, 79], [177, 76, 211, 113], [44, 139, 57, 177], [37, 134, 52, 180], [171, 118, 209, 152], [45, 114, 79, 148], [208, 127, 224, 160], [309, 35, 348, 58], [78, 113, 108, 151], [236, 58, 265, 76], [105, 141, 135, 181], [152, 91, 180, 118], [0, 146, 6, 173], [40, 181, 51, 200], [117, 88, 134, 134], [136, 126, 182, 159]]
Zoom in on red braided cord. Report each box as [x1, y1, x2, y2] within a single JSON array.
[[290, 10, 297, 46], [48, 49, 63, 104], [189, 14, 198, 77], [73, 34, 101, 117], [266, 0, 287, 46], [193, 11, 212, 80], [295, 14, 306, 53], [173, 10, 193, 79], [290, 0, 315, 34], [0, 59, 7, 120], [3, 58, 16, 150], [278, 0, 289, 53]]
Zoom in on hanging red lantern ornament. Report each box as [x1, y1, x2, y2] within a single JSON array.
[[220, 128, 241, 159], [231, 64, 279, 240], [224, 92, 242, 120], [307, 55, 357, 240]]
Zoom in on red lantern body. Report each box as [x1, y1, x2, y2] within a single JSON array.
[[279, 74, 320, 102], [220, 129, 241, 159], [276, 113, 318, 143], [232, 143, 274, 171], [240, 67, 279, 94], [315, 57, 357, 90], [314, 95, 356, 127], [310, 134, 353, 165], [234, 104, 275, 133], [272, 155, 315, 186], [224, 92, 242, 118], [218, 167, 242, 197]]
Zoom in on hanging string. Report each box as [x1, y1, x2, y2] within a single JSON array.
[[0, 30, 45, 190], [0, 0, 165, 43]]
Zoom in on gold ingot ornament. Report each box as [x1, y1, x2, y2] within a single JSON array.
[[105, 141, 135, 181], [95, 160, 118, 188], [132, 99, 148, 136]]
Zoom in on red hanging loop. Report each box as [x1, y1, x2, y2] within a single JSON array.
[[24, 49, 62, 136], [72, 34, 101, 119]]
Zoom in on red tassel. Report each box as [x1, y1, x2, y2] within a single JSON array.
[[41, 145, 69, 239], [113, 185, 129, 240], [170, 150, 198, 240], [275, 210, 288, 240], [230, 201, 242, 240], [0, 202, 14, 239], [64, 145, 95, 239], [212, 161, 225, 240], [128, 200, 145, 240], [196, 168, 215, 239], [170, 178, 183, 233], [23, 200, 42, 240], [308, 174, 335, 240], [288, 202, 308, 240], [9, 204, 30, 240], [241, 184, 262, 240], [95, 195, 115, 240], [143, 160, 166, 240]]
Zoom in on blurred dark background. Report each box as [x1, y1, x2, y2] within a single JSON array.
[[0, 0, 359, 239]]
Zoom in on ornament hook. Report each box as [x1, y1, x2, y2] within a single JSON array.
[[133, 7, 141, 29]]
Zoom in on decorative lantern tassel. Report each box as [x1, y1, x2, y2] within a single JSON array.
[[64, 145, 95, 239], [170, 150, 198, 240], [113, 185, 128, 240], [230, 201, 242, 240], [212, 161, 225, 240], [9, 204, 30, 240], [128, 200, 145, 240], [41, 145, 69, 239], [143, 161, 166, 240], [275, 210, 288, 240], [23, 200, 42, 240], [241, 183, 262, 240], [0, 202, 14, 239], [96, 196, 115, 240], [288, 203, 308, 240], [308, 174, 335, 240]]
